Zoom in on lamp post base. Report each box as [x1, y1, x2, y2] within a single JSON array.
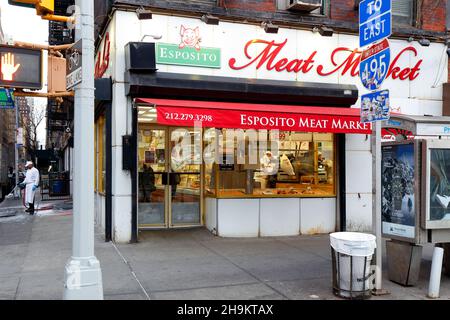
[[63, 257, 103, 300]]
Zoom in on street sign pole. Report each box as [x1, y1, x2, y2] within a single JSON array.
[[372, 121, 384, 294], [63, 0, 103, 300], [359, 0, 392, 295]]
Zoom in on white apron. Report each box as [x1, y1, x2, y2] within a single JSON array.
[[23, 167, 40, 204]]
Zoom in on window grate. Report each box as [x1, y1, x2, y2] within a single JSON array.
[[392, 0, 413, 18]]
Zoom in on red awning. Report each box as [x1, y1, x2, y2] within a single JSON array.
[[136, 98, 372, 134]]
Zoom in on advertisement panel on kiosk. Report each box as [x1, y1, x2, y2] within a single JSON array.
[[381, 141, 420, 242], [422, 140, 450, 230]]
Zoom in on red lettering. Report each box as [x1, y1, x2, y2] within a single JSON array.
[[398, 67, 411, 80], [387, 47, 422, 81], [285, 59, 304, 72], [274, 58, 289, 72], [409, 60, 422, 80], [228, 39, 423, 81], [302, 52, 317, 73], [95, 32, 111, 79], [316, 48, 361, 77], [229, 39, 287, 71]]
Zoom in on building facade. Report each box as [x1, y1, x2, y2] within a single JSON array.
[[93, 0, 449, 243], [0, 6, 16, 196]]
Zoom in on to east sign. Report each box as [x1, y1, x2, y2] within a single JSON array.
[[0, 46, 43, 90], [359, 0, 392, 47], [360, 39, 391, 90], [361, 89, 390, 123]]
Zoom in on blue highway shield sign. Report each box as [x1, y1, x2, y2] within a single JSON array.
[[360, 39, 391, 91], [361, 89, 390, 123], [359, 0, 392, 47]]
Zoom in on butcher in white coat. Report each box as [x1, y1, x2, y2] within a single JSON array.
[[21, 161, 40, 215]]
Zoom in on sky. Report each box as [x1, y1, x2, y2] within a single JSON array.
[[0, 0, 49, 148]]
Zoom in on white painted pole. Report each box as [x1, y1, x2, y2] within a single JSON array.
[[63, 0, 103, 300], [372, 121, 383, 293], [427, 246, 444, 299], [15, 99, 19, 197]]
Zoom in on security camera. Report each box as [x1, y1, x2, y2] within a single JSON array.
[[65, 127, 71, 133]]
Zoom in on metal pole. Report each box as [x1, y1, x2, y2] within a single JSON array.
[[63, 0, 103, 300], [14, 98, 19, 198], [372, 121, 386, 295]]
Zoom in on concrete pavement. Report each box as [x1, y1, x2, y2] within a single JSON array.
[[0, 197, 449, 300]]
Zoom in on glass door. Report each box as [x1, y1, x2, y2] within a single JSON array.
[[169, 128, 202, 227], [138, 127, 168, 228], [138, 125, 202, 229]]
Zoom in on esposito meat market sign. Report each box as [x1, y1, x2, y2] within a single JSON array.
[[228, 39, 421, 81]]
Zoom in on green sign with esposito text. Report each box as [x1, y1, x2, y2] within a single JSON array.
[[156, 43, 221, 69]]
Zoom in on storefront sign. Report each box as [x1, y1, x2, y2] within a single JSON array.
[[381, 143, 416, 239], [156, 106, 371, 134], [361, 90, 390, 123], [95, 32, 110, 79], [360, 39, 390, 90], [416, 123, 450, 136], [229, 39, 421, 81], [156, 43, 221, 68]]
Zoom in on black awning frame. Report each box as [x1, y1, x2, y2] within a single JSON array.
[[125, 71, 359, 108]]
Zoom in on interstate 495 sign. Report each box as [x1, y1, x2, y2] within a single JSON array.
[[359, 39, 390, 91]]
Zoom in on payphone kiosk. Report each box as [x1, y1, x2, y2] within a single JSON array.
[[382, 115, 450, 285]]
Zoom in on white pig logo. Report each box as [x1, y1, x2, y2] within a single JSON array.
[[179, 25, 201, 51]]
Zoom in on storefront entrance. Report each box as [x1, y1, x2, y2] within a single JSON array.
[[137, 123, 202, 229]]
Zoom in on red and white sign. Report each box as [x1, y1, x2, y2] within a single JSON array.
[[229, 39, 420, 81], [155, 106, 371, 134]]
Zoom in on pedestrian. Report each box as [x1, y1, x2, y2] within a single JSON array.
[[7, 166, 15, 193], [19, 161, 40, 215]]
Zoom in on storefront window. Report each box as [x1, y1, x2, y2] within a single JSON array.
[[206, 130, 336, 198]]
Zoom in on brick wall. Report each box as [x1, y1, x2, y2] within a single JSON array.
[[330, 0, 358, 23], [421, 0, 447, 32], [218, 0, 276, 11]]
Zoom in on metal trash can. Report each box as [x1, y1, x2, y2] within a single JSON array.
[[330, 232, 377, 299]]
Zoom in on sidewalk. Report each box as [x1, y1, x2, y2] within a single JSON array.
[[0, 198, 449, 300]]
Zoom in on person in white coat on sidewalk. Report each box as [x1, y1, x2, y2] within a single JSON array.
[[20, 161, 40, 215]]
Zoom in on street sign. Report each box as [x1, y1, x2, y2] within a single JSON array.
[[17, 127, 23, 146], [360, 38, 391, 91], [66, 40, 82, 90], [0, 88, 15, 109], [0, 46, 43, 90], [359, 0, 392, 48], [361, 89, 390, 123]]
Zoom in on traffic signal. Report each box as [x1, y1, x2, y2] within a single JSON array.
[[8, 0, 54, 17], [36, 0, 54, 15], [0, 45, 43, 90]]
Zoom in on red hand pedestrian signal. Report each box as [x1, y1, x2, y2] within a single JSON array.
[[1, 53, 21, 81]]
